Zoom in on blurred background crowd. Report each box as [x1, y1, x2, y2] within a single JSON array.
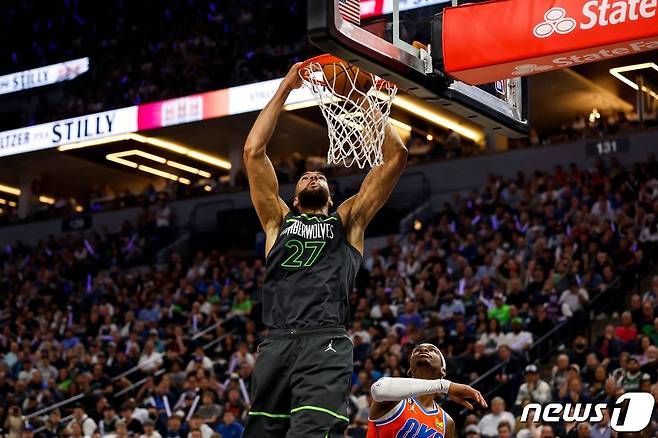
[[0, 0, 306, 128], [1, 153, 658, 437]]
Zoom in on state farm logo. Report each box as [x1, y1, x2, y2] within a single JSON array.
[[533, 0, 658, 39], [512, 63, 554, 75], [533, 7, 577, 38]]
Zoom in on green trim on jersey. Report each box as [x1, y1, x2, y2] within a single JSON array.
[[248, 411, 291, 419], [290, 405, 349, 422]]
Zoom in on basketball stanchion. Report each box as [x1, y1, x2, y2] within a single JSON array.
[[299, 54, 398, 169]]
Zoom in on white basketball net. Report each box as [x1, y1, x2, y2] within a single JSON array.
[[299, 60, 397, 168]]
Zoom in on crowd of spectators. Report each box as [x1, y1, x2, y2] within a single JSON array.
[[0, 0, 309, 127], [2, 1, 658, 437], [345, 154, 658, 436], [1, 153, 658, 438], [511, 110, 658, 150]]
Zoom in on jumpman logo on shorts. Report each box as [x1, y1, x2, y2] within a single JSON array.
[[324, 340, 337, 353]]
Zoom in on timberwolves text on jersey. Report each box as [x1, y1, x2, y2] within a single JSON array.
[[262, 212, 362, 329]]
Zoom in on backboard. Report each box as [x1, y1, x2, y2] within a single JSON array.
[[307, 0, 530, 138]]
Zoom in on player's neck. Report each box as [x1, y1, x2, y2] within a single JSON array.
[[411, 370, 440, 409], [299, 206, 330, 215], [416, 393, 436, 410]]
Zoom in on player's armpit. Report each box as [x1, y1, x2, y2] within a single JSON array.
[[368, 400, 400, 421]]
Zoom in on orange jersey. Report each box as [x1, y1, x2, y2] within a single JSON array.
[[366, 397, 447, 438]]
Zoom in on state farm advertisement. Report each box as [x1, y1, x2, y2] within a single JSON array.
[[442, 0, 658, 85]]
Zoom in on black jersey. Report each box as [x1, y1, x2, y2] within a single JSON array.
[[262, 211, 362, 329]]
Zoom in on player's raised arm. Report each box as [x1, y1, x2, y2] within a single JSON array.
[[370, 377, 487, 410], [368, 344, 487, 423], [338, 122, 408, 253], [243, 64, 301, 249]]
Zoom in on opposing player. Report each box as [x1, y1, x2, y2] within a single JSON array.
[[367, 343, 488, 438]]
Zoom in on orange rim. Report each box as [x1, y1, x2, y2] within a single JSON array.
[[299, 54, 345, 86], [299, 54, 345, 73], [298, 54, 395, 90]]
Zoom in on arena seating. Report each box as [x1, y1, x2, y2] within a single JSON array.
[[1, 153, 657, 437]]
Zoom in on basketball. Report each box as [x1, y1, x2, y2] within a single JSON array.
[[324, 60, 373, 99]]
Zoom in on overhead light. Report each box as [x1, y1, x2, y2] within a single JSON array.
[[57, 134, 133, 151], [166, 160, 212, 178], [106, 154, 138, 168], [0, 184, 21, 196], [39, 195, 55, 205], [58, 133, 230, 170], [106, 149, 140, 168], [8, 201, 16, 207], [75, 205, 84, 213], [589, 109, 601, 123], [204, 185, 213, 192], [137, 164, 178, 181], [284, 99, 318, 111], [187, 150, 230, 170], [610, 63, 658, 100], [136, 136, 188, 154], [133, 134, 231, 170], [0, 199, 5, 204], [426, 134, 434, 141], [389, 118, 412, 132], [178, 177, 191, 185], [106, 149, 216, 183], [391, 95, 483, 142], [107, 150, 167, 164]]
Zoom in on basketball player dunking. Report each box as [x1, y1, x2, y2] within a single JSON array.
[[242, 63, 482, 437], [368, 344, 487, 438]]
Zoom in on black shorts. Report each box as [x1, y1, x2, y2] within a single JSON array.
[[243, 327, 353, 438]]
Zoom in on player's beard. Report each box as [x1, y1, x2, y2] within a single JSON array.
[[298, 186, 329, 210]]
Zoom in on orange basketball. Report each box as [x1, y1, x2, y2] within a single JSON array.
[[323, 61, 373, 99]]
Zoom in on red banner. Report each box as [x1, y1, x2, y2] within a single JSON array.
[[442, 0, 658, 85]]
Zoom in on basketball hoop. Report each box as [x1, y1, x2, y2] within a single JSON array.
[[299, 54, 397, 168]]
